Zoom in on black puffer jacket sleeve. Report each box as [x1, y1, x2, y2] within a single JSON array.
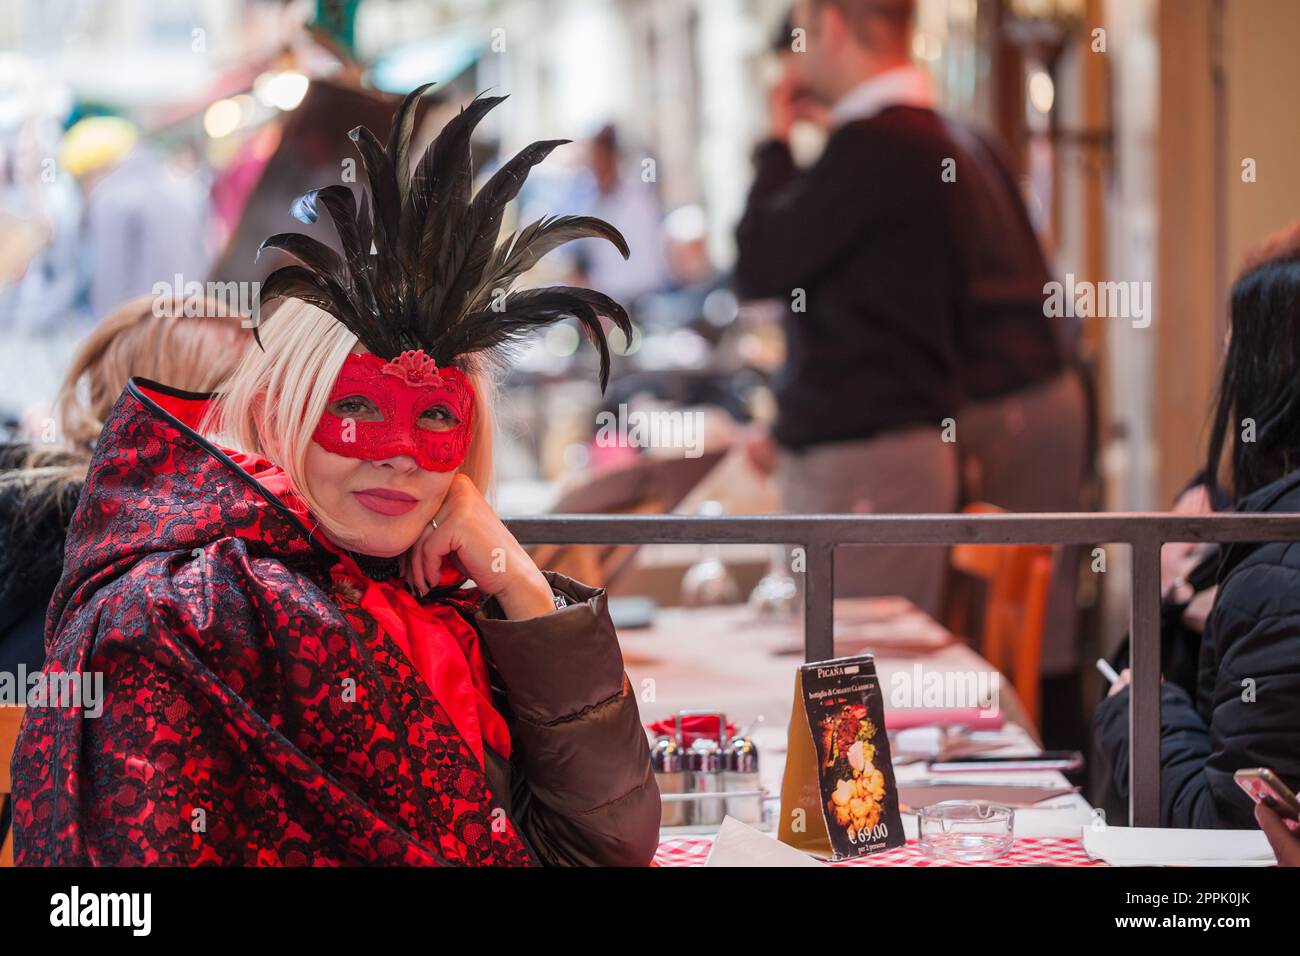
[[474, 571, 660, 865], [1095, 682, 1217, 826], [1096, 556, 1300, 828]]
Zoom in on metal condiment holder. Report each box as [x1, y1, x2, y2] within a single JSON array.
[[655, 709, 771, 832]]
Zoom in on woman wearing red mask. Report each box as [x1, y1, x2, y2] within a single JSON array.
[[10, 86, 660, 866]]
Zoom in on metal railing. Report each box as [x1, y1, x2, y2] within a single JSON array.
[[504, 511, 1300, 827]]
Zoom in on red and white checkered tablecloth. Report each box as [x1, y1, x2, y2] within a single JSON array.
[[653, 835, 1100, 867]]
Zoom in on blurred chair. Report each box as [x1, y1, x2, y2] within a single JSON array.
[[528, 450, 725, 590], [943, 503, 1054, 728], [0, 706, 25, 867]]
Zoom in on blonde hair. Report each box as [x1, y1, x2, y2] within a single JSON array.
[[4, 294, 245, 525], [199, 298, 496, 550], [57, 294, 245, 451]]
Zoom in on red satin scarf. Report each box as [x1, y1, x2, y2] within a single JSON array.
[[225, 447, 511, 767]]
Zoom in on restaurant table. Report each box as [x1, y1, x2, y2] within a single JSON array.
[[653, 835, 1102, 867], [622, 596, 1035, 721], [621, 596, 1097, 863], [621, 597, 1042, 794]]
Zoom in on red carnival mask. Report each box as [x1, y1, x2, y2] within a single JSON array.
[[311, 350, 475, 472]]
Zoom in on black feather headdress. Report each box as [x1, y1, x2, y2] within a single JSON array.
[[256, 83, 632, 390]]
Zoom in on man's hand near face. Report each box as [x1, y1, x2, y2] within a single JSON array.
[[769, 65, 802, 142], [769, 57, 833, 143]]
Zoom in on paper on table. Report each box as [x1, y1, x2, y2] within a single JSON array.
[[1084, 826, 1276, 867], [899, 783, 1076, 810], [884, 707, 1005, 732], [771, 620, 952, 658], [892, 725, 1039, 761], [705, 816, 827, 867]]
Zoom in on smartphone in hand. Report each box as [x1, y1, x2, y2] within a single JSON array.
[[1235, 767, 1300, 820]]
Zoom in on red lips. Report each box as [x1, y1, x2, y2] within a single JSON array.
[[353, 487, 419, 516]]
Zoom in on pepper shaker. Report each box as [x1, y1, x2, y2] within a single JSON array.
[[685, 738, 725, 826], [723, 735, 763, 824], [650, 736, 687, 827]]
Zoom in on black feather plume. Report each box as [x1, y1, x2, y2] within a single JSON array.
[[257, 84, 631, 391]]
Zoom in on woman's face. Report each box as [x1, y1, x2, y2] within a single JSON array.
[[305, 440, 457, 558], [302, 346, 471, 558]]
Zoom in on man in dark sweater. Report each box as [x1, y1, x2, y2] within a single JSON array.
[[736, 0, 965, 616], [737, 0, 1081, 630], [944, 118, 1089, 740]]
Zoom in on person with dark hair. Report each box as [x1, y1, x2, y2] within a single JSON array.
[[1095, 222, 1300, 828]]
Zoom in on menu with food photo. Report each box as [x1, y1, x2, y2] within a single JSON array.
[[778, 655, 906, 860]]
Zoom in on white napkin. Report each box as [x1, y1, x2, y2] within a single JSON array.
[[1083, 826, 1276, 866], [704, 816, 827, 867]]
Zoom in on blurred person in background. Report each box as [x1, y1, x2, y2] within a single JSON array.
[[1095, 223, 1300, 828], [0, 295, 245, 674], [565, 123, 670, 308], [736, 0, 963, 617], [1089, 474, 1225, 820], [738, 0, 1082, 654], [0, 65, 84, 336], [942, 112, 1088, 748], [0, 63, 90, 435], [60, 116, 213, 321]]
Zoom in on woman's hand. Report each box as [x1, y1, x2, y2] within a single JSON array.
[[1256, 800, 1300, 866], [743, 426, 778, 477], [401, 473, 557, 620], [1107, 667, 1168, 698]]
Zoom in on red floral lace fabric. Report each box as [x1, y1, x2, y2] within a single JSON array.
[[9, 380, 534, 866]]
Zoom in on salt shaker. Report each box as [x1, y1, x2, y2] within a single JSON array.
[[685, 738, 725, 826], [723, 735, 763, 824], [650, 736, 687, 827]]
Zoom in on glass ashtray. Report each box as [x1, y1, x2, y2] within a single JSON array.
[[916, 801, 1015, 861]]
